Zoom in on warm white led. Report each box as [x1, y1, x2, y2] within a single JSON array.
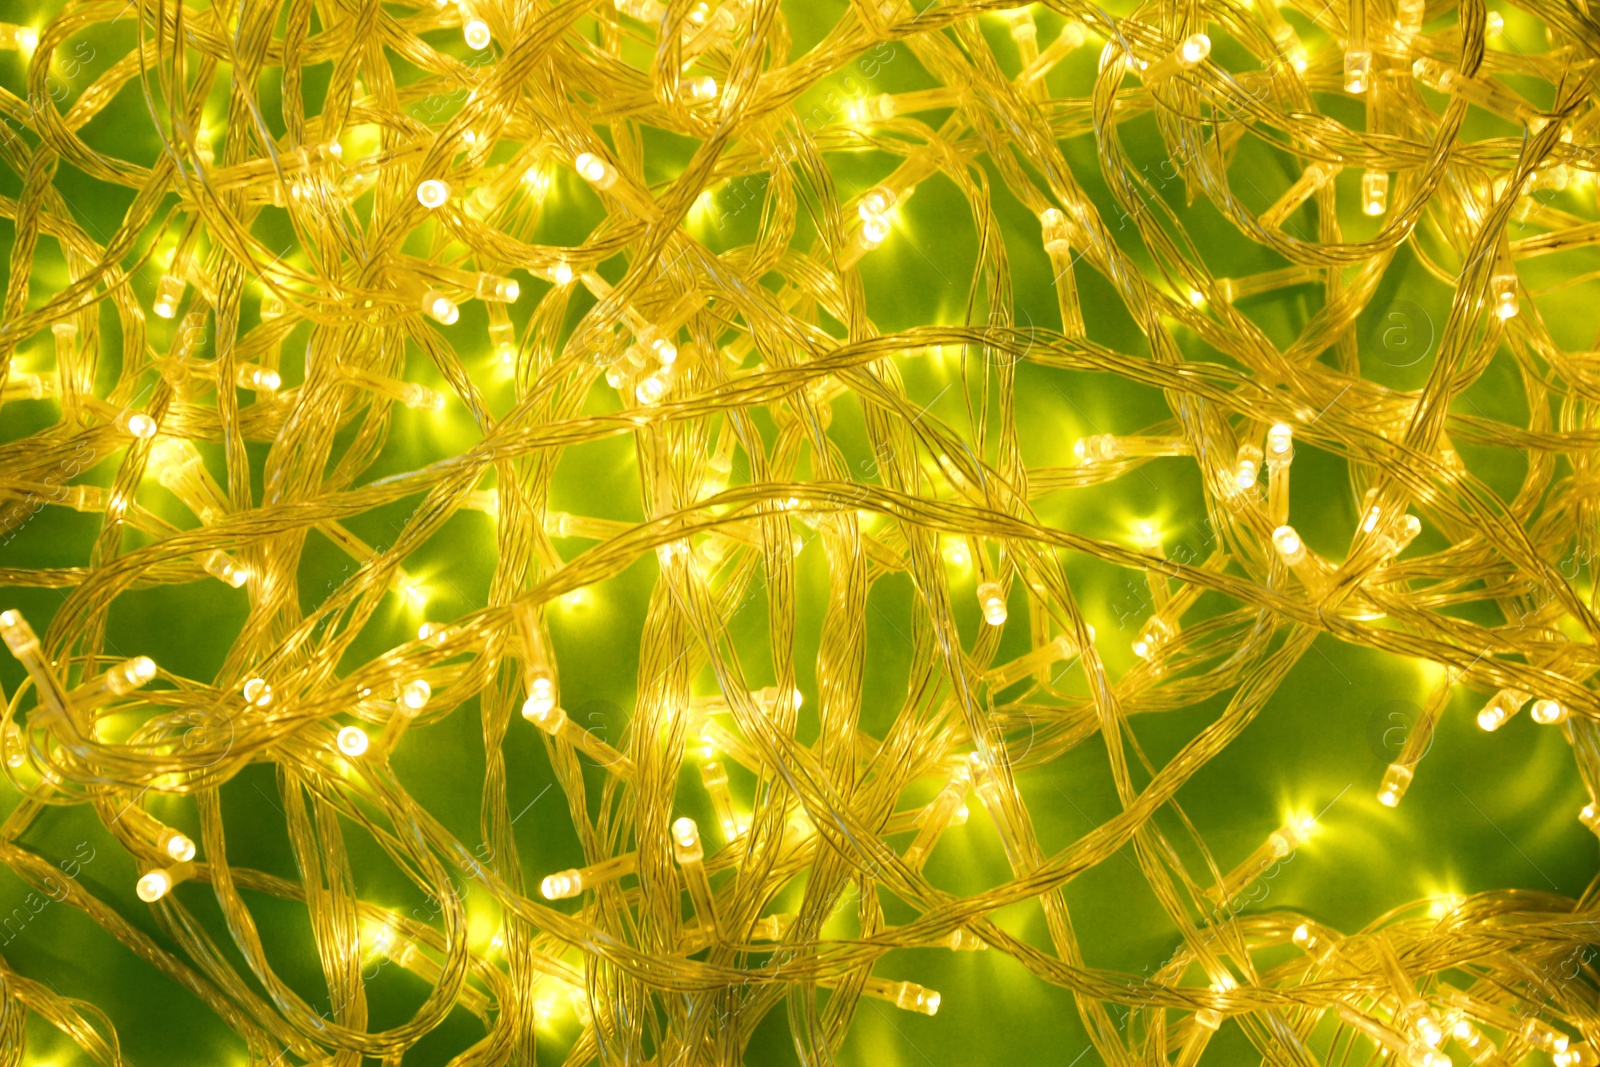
[[136, 870, 173, 903], [160, 829, 196, 863], [423, 290, 460, 325], [1530, 698, 1568, 725], [401, 679, 431, 710], [416, 179, 451, 209], [977, 581, 1007, 626], [121, 412, 158, 439], [242, 677, 273, 706], [1271, 525, 1304, 563], [1179, 33, 1211, 67], [337, 725, 370, 756], [575, 152, 615, 189]]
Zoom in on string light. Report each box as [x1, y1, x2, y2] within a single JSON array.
[[0, 0, 1596, 1064]]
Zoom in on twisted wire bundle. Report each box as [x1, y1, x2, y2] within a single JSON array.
[[1, 0, 1600, 1063]]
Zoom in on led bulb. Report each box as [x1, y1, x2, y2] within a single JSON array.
[[401, 679, 431, 710], [242, 677, 273, 706], [121, 411, 158, 439], [575, 152, 615, 189], [1362, 170, 1389, 216], [1582, 803, 1600, 833], [1073, 434, 1119, 463], [463, 17, 491, 49], [237, 364, 281, 391], [684, 76, 718, 102], [671, 816, 704, 863], [1132, 615, 1174, 660], [136, 870, 173, 903], [977, 581, 1007, 626], [337, 725, 370, 756], [1178, 33, 1211, 68], [1491, 274, 1519, 320], [1039, 207, 1071, 255], [635, 375, 667, 405], [1530, 698, 1568, 725], [416, 179, 451, 209], [1377, 762, 1413, 807], [548, 260, 574, 285], [1271, 525, 1304, 564], [524, 672, 556, 718], [540, 869, 582, 899], [152, 273, 186, 319], [1477, 688, 1527, 730], [401, 384, 446, 412], [1266, 422, 1294, 458], [423, 290, 460, 325], [2, 721, 23, 769], [860, 213, 891, 246], [1235, 444, 1263, 489], [160, 829, 196, 863], [476, 273, 520, 302], [1344, 49, 1371, 93], [2, 24, 39, 52]]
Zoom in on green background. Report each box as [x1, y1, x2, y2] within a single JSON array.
[[1, 1, 1595, 1064]]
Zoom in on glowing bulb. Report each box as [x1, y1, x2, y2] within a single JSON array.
[[523, 673, 556, 719], [463, 17, 491, 49], [575, 152, 615, 189], [152, 273, 185, 318], [1530, 698, 1568, 724], [239, 365, 281, 391], [242, 677, 273, 706], [423, 290, 460, 325], [3, 24, 39, 52], [522, 166, 550, 197], [1266, 422, 1294, 458], [121, 412, 158, 439], [1491, 274, 1519, 320], [1178, 33, 1211, 68], [337, 725, 370, 756], [2, 722, 23, 769], [635, 375, 667, 405], [1271, 525, 1304, 563], [1477, 688, 1527, 731], [1377, 762, 1413, 807], [1362, 170, 1389, 216], [540, 870, 581, 899], [977, 581, 1007, 626], [548, 260, 574, 285], [1228, 443, 1263, 491], [136, 870, 173, 903], [684, 75, 718, 102], [671, 816, 704, 863], [401, 679, 431, 710], [1039, 207, 1071, 255], [160, 829, 196, 863], [860, 213, 891, 246], [416, 179, 451, 209], [1344, 49, 1371, 93]]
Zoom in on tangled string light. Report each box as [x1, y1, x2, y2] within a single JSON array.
[[2, 0, 1600, 1062]]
